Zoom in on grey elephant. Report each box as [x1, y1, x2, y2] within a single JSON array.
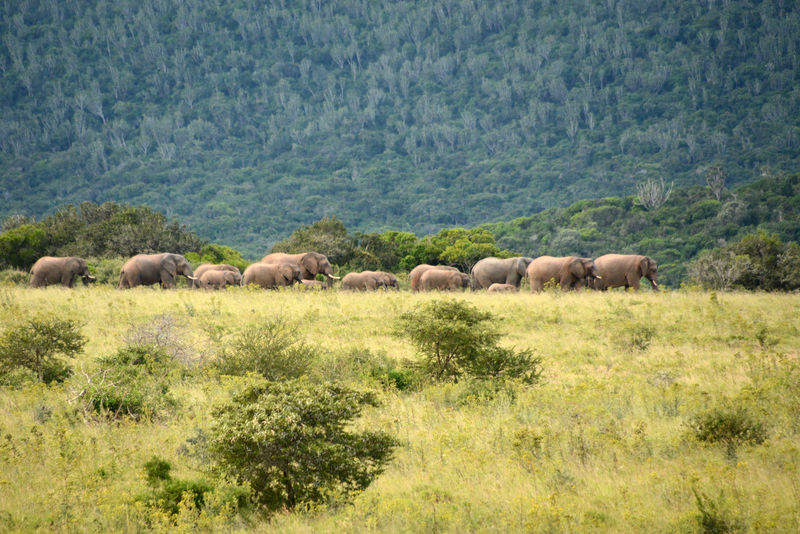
[[192, 264, 242, 289], [243, 263, 302, 289], [419, 269, 470, 291], [471, 256, 533, 290], [30, 256, 95, 288], [261, 252, 340, 287], [593, 254, 658, 291], [119, 253, 197, 289], [487, 283, 518, 293], [408, 264, 459, 291], [342, 271, 388, 291], [526, 256, 601, 292], [197, 270, 239, 289]]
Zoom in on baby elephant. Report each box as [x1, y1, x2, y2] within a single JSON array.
[[198, 270, 239, 289], [487, 283, 518, 293]]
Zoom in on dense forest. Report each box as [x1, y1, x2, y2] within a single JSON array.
[[1, 0, 799, 257]]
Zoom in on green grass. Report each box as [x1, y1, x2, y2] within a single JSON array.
[[0, 286, 798, 532]]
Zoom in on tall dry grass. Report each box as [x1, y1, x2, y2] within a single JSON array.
[[0, 285, 798, 532]]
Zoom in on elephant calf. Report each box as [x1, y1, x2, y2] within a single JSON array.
[[198, 270, 239, 289], [342, 270, 398, 291], [487, 283, 518, 293], [192, 263, 242, 289]]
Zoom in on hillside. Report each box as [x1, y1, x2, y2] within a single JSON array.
[[1, 0, 800, 256]]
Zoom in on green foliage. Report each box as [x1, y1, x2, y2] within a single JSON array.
[[0, 268, 28, 286], [4, 1, 800, 258], [209, 379, 398, 512], [396, 299, 541, 383], [78, 345, 178, 419], [185, 244, 249, 273], [212, 318, 314, 381], [325, 347, 416, 391], [689, 231, 800, 291], [0, 202, 206, 269], [271, 217, 354, 266], [0, 224, 47, 269], [0, 318, 86, 383], [140, 456, 249, 517], [693, 489, 747, 534], [689, 405, 766, 458]]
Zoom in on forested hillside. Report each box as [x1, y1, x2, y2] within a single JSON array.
[[1, 0, 799, 257]]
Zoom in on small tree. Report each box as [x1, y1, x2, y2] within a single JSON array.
[[209, 379, 397, 512], [705, 164, 727, 201], [396, 300, 542, 382], [0, 318, 86, 382], [636, 177, 673, 211]]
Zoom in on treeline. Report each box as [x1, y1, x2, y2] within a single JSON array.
[[2, 172, 800, 289], [1, 1, 800, 256]]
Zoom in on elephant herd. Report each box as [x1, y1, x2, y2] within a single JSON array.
[[28, 251, 659, 292]]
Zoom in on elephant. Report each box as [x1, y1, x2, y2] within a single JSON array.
[[261, 252, 340, 287], [243, 262, 302, 289], [30, 256, 95, 288], [593, 254, 659, 291], [419, 269, 470, 291], [526, 256, 601, 292], [191, 264, 242, 289], [296, 279, 326, 290], [408, 264, 459, 292], [487, 283, 518, 293], [471, 256, 533, 290], [197, 269, 239, 289], [119, 253, 196, 289], [342, 271, 388, 291]]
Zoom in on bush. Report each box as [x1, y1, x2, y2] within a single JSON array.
[[0, 268, 28, 286], [208, 378, 398, 512], [213, 318, 313, 380], [324, 347, 416, 390], [74, 345, 178, 419], [124, 314, 196, 366], [395, 299, 541, 383], [689, 405, 766, 458], [0, 318, 86, 383], [140, 456, 249, 517]]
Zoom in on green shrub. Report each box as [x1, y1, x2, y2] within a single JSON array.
[[75, 345, 177, 419], [613, 322, 657, 352], [139, 456, 249, 517], [395, 299, 541, 383], [213, 318, 313, 380], [209, 378, 398, 512], [693, 489, 747, 533], [325, 347, 417, 390], [689, 405, 766, 458], [0, 269, 28, 286], [85, 257, 124, 286], [0, 318, 86, 383]]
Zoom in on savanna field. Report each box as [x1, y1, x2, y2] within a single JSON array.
[[1, 285, 799, 533]]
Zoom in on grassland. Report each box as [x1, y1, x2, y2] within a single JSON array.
[[0, 286, 798, 533]]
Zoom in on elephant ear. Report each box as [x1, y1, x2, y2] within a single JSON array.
[[163, 256, 178, 277], [568, 258, 585, 278], [300, 254, 318, 277], [280, 264, 294, 283], [639, 257, 649, 277]]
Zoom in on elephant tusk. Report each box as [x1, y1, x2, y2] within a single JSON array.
[[595, 275, 602, 279], [327, 274, 340, 279], [652, 281, 658, 287], [186, 275, 198, 280]]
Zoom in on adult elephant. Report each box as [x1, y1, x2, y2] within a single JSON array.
[[30, 256, 95, 288], [471, 256, 533, 290], [367, 270, 399, 289], [191, 264, 242, 289], [119, 253, 196, 289], [342, 271, 387, 291], [419, 269, 470, 291], [408, 264, 459, 292], [197, 270, 239, 289], [526, 256, 600, 292], [593, 254, 659, 291], [243, 263, 302, 289], [261, 252, 339, 287]]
